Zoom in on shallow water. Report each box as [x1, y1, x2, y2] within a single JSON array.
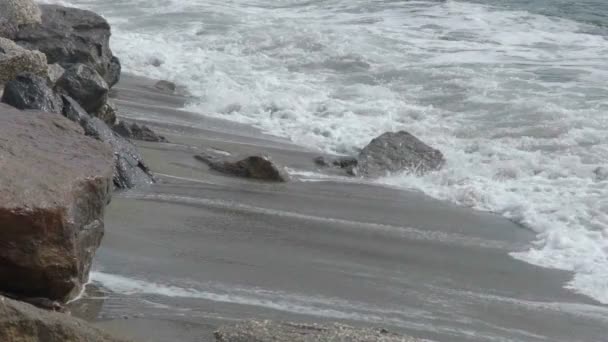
[[41, 0, 608, 304]]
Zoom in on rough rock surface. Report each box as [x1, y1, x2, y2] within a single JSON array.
[[113, 121, 168, 142], [0, 37, 47, 84], [0, 104, 113, 302], [95, 100, 117, 125], [56, 63, 108, 113], [195, 154, 287, 182], [357, 131, 445, 177], [14, 5, 120, 87], [1, 73, 62, 113], [154, 80, 176, 93], [61, 96, 154, 189], [46, 63, 65, 85], [0, 0, 41, 28], [214, 321, 422, 342], [0, 295, 130, 342]]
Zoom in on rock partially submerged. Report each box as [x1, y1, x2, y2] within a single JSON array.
[[154, 80, 176, 93], [1, 73, 62, 113], [215, 321, 421, 342], [14, 4, 121, 87], [195, 154, 287, 182], [0, 104, 113, 302], [0, 37, 47, 84], [113, 120, 168, 142], [0, 295, 130, 342], [357, 131, 445, 177]]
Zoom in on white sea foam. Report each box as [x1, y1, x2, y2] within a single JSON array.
[[44, 0, 608, 304]]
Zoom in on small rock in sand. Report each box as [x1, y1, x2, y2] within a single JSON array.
[[113, 120, 168, 143], [154, 80, 176, 93], [195, 154, 287, 182]]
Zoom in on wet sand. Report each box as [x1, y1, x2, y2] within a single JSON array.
[[71, 75, 608, 342]]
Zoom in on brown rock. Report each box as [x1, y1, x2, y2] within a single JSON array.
[[195, 154, 287, 182], [0, 37, 47, 84], [0, 104, 114, 302], [0, 295, 130, 342]]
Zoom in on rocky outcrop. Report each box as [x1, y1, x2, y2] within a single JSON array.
[[56, 63, 109, 113], [195, 154, 287, 182], [0, 0, 41, 29], [357, 131, 445, 177], [61, 95, 155, 189], [13, 5, 121, 87], [214, 321, 421, 342], [0, 295, 130, 342], [0, 37, 47, 84], [1, 73, 63, 113], [113, 120, 168, 142], [0, 104, 113, 302]]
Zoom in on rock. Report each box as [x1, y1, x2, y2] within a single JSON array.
[[314, 156, 358, 176], [0, 104, 113, 302], [56, 63, 109, 113], [46, 63, 65, 85], [195, 154, 287, 182], [154, 80, 176, 93], [0, 37, 47, 84], [1, 73, 63, 113], [214, 321, 421, 342], [95, 100, 117, 125], [0, 0, 41, 28], [60, 95, 155, 189], [0, 295, 130, 342], [357, 131, 445, 177], [593, 166, 608, 181], [13, 5, 119, 87], [113, 121, 168, 143]]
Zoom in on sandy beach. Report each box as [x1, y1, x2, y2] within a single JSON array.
[[65, 75, 608, 342]]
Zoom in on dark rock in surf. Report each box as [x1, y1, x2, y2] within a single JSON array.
[[56, 63, 108, 113], [1, 73, 62, 113], [357, 131, 445, 177], [13, 5, 120, 87], [113, 120, 168, 143], [195, 154, 287, 182], [154, 80, 176, 93], [314, 156, 358, 175]]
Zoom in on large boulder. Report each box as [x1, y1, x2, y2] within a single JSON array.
[[0, 37, 47, 84], [61, 95, 155, 189], [13, 4, 121, 87], [0, 296, 130, 342], [113, 120, 168, 143], [0, 0, 41, 29], [56, 63, 109, 113], [357, 131, 445, 177], [0, 104, 113, 302], [214, 321, 421, 342], [195, 154, 287, 182], [1, 73, 63, 113]]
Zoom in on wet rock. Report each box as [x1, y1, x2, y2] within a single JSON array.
[[357, 131, 445, 177], [46, 63, 65, 85], [95, 100, 117, 125], [214, 321, 421, 342], [0, 0, 41, 28], [0, 295, 130, 342], [14, 5, 120, 87], [0, 37, 47, 84], [60, 96, 154, 189], [195, 154, 287, 182], [593, 167, 608, 181], [106, 55, 121, 88], [56, 63, 109, 113], [113, 120, 168, 143], [154, 80, 176, 93], [1, 73, 63, 113], [0, 104, 113, 302], [314, 156, 358, 175]]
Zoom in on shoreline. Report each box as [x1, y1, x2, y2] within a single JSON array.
[[70, 74, 608, 342]]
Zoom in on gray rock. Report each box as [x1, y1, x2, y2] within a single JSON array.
[[357, 131, 445, 177], [113, 120, 168, 143], [593, 166, 608, 181], [47, 63, 65, 85], [0, 37, 47, 84], [1, 72, 63, 113], [14, 5, 120, 87], [0, 295, 130, 341], [214, 321, 422, 342], [60, 95, 155, 189], [195, 154, 287, 182], [154, 80, 176, 93], [56, 63, 109, 113], [0, 0, 41, 28], [95, 100, 117, 125], [0, 104, 113, 302]]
